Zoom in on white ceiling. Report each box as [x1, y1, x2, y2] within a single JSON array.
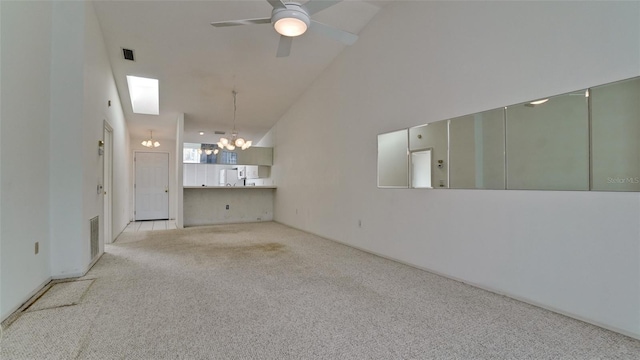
[[93, 0, 385, 144]]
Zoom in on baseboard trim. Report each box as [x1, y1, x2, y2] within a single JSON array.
[[274, 221, 640, 341], [1, 276, 52, 324], [51, 253, 102, 281], [112, 222, 130, 243]]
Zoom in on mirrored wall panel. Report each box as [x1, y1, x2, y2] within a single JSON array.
[[506, 92, 589, 190], [449, 109, 505, 189], [376, 75, 640, 192], [183, 143, 273, 166], [591, 77, 640, 191], [409, 121, 448, 188], [378, 129, 409, 188], [411, 150, 433, 188], [183, 142, 221, 164]]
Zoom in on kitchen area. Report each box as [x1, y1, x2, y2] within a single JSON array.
[[182, 143, 276, 227]]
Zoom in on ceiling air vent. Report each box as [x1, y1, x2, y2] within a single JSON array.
[[214, 131, 226, 135], [122, 48, 135, 61]]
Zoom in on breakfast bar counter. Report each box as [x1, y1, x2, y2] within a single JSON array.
[[183, 186, 276, 227]]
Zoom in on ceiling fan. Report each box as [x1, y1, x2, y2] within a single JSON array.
[[210, 0, 358, 57]]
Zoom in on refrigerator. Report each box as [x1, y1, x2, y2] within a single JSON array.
[[237, 165, 265, 179], [219, 169, 244, 186]]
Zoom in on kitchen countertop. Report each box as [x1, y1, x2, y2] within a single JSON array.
[[183, 186, 277, 189]]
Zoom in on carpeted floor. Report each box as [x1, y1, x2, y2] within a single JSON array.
[[1, 222, 639, 359]]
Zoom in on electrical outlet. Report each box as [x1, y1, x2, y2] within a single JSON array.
[[226, 205, 229, 210], [35, 242, 39, 255]]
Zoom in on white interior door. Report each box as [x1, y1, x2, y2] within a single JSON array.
[[103, 123, 113, 244], [135, 152, 169, 220], [411, 150, 433, 188]]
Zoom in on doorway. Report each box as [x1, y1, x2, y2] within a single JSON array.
[[134, 152, 169, 220], [411, 149, 433, 188], [103, 122, 113, 244]]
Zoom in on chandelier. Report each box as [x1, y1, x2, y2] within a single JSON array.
[[218, 91, 252, 151], [198, 144, 219, 156], [141, 130, 160, 148]]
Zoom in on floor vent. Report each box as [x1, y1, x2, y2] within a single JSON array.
[[90, 216, 99, 260]]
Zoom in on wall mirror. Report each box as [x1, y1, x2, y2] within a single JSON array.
[[409, 121, 448, 188], [183, 143, 273, 166], [377, 129, 409, 188], [449, 108, 505, 189], [411, 149, 433, 188], [506, 90, 589, 190], [591, 77, 640, 191], [183, 142, 223, 164], [377, 75, 640, 192]]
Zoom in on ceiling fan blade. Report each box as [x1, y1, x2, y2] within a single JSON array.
[[276, 36, 293, 57], [267, 0, 287, 10], [303, 0, 342, 15], [211, 18, 271, 27], [309, 20, 358, 45]]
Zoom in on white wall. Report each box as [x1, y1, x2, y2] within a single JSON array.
[[0, 0, 3, 318], [269, 1, 640, 338], [83, 1, 130, 245], [1, 1, 130, 319], [49, 0, 85, 278], [130, 137, 177, 220], [176, 114, 184, 228], [0, 0, 53, 320]]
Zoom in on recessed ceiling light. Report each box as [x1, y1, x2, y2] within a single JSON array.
[[126, 75, 159, 115], [199, 131, 205, 136]]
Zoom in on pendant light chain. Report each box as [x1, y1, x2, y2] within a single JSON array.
[[232, 90, 237, 132], [217, 90, 252, 151]]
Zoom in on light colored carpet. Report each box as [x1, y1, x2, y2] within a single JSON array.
[[25, 279, 95, 312], [1, 222, 639, 359]]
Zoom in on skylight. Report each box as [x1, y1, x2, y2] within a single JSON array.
[[126, 75, 159, 115]]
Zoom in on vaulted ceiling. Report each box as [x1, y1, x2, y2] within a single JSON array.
[[93, 0, 386, 144]]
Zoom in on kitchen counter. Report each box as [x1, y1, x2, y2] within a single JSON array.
[[183, 185, 277, 189], [183, 186, 275, 227]]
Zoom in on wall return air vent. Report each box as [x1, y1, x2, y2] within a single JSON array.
[[122, 48, 135, 61]]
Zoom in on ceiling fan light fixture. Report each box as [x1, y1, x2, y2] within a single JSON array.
[[272, 5, 310, 37]]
